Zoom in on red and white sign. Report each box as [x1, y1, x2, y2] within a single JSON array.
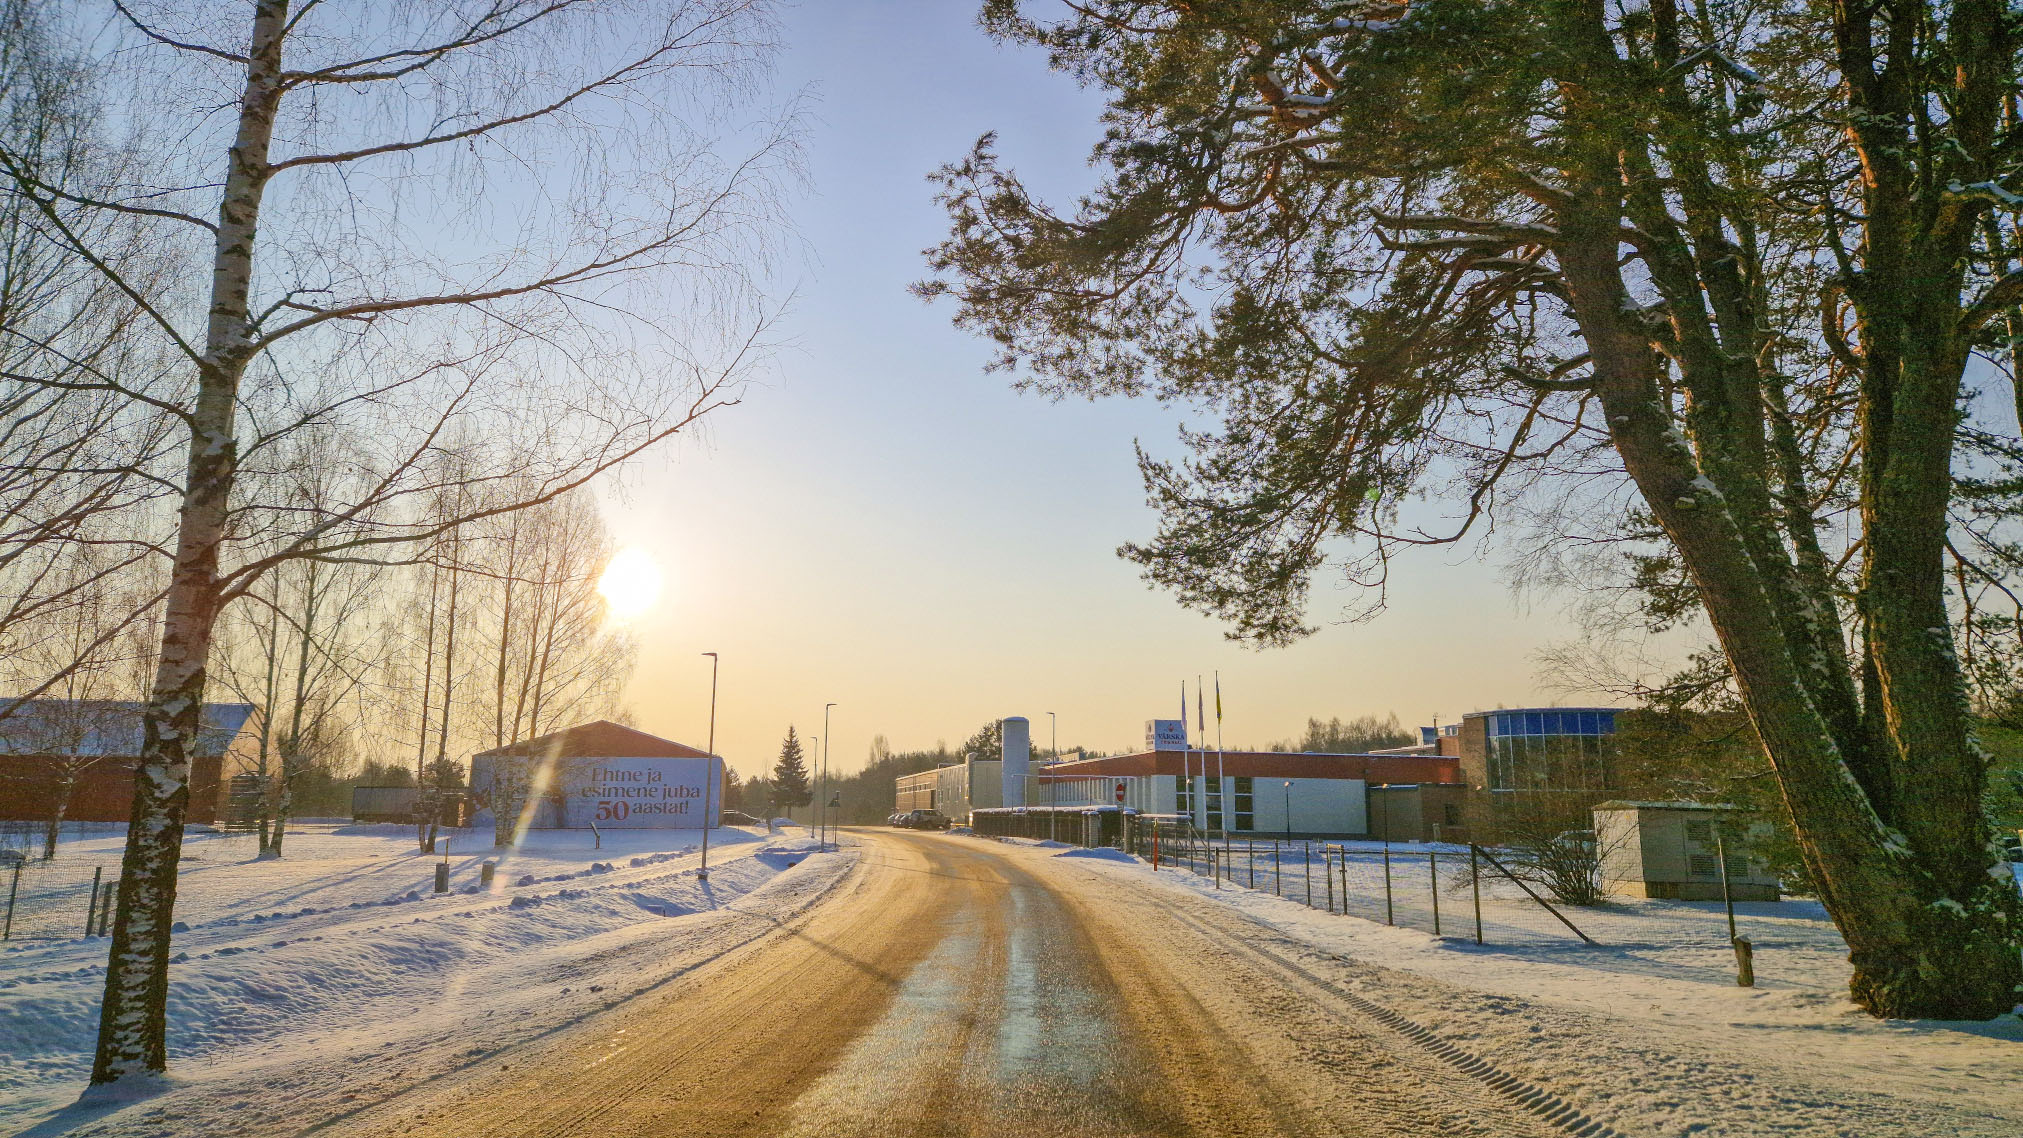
[[1114, 780, 1127, 803]]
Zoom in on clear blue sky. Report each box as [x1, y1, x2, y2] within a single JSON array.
[[600, 1, 1642, 778]]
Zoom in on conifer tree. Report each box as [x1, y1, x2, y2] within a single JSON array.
[[772, 726, 814, 815], [923, 0, 2023, 1019]]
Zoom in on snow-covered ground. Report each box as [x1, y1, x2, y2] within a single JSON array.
[[984, 834, 2023, 1135], [0, 822, 853, 1133]]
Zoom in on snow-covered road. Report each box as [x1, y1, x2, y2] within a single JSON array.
[[8, 827, 2018, 1137]]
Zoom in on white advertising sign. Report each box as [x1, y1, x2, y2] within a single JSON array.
[[562, 756, 718, 829], [1145, 719, 1187, 751]]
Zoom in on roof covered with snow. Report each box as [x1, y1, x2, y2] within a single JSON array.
[[0, 699, 256, 759]]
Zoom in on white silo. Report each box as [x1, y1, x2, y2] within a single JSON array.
[[1001, 716, 1031, 808]]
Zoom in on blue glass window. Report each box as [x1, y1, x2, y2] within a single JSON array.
[[1526, 712, 1544, 735], [1598, 711, 1616, 734]]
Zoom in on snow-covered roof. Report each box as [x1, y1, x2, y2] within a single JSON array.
[[0, 699, 256, 759]]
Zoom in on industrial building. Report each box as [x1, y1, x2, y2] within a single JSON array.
[[1033, 746, 1462, 839], [893, 756, 1003, 818], [901, 706, 1626, 842]]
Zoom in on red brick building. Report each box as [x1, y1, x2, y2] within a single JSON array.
[[0, 700, 261, 826]]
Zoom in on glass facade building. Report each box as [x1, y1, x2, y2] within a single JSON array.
[[1475, 708, 1618, 795]]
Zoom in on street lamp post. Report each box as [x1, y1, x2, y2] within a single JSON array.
[[699, 652, 718, 882], [1283, 780, 1293, 841], [1046, 711, 1057, 842], [822, 702, 836, 850]]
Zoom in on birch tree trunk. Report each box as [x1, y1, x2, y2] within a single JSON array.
[[265, 559, 321, 860], [90, 0, 287, 1083]]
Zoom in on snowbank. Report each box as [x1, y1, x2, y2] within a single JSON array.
[[996, 837, 2023, 1134], [0, 823, 850, 1130], [1052, 847, 1136, 863]]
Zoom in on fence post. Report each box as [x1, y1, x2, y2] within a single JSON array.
[[1274, 841, 1281, 897], [1325, 847, 1335, 913], [1715, 831, 1738, 943], [1732, 935, 1755, 987], [1429, 849, 1441, 936], [1470, 844, 1598, 945], [85, 866, 103, 936], [1304, 841, 1313, 907], [1382, 843, 1394, 925], [1339, 849, 1349, 916], [3, 861, 19, 940], [99, 878, 115, 938], [1248, 841, 1255, 888], [1213, 847, 1221, 890], [1470, 845, 1483, 945]]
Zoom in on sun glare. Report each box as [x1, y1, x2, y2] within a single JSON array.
[[597, 547, 663, 619]]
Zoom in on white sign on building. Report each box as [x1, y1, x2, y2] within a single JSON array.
[[1145, 719, 1187, 751], [561, 756, 719, 828]]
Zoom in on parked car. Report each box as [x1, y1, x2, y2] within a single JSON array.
[[2001, 833, 2023, 863], [902, 809, 951, 831], [888, 812, 909, 827], [718, 809, 761, 827]]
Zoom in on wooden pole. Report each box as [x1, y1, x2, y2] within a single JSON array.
[[1429, 849, 1441, 936]]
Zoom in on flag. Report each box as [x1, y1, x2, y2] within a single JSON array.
[[1180, 682, 1187, 734], [1215, 672, 1222, 722], [1197, 675, 1205, 735]]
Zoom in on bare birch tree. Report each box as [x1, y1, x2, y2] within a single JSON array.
[[0, 0, 791, 1083], [0, 0, 178, 695]]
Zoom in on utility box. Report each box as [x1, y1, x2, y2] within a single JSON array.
[[1593, 801, 1781, 902]]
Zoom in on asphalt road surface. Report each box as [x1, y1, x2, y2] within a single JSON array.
[[341, 830, 1563, 1138]]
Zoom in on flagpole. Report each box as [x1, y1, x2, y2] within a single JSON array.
[[1215, 671, 1226, 833], [1181, 680, 1192, 829], [1197, 674, 1207, 832]]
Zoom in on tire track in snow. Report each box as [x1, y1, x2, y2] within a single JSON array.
[[1131, 890, 1629, 1138]]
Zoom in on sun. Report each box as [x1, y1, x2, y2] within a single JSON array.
[[597, 547, 663, 619]]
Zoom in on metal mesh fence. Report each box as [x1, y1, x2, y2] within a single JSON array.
[[1124, 820, 1595, 947], [0, 826, 264, 941], [2, 858, 116, 940]]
